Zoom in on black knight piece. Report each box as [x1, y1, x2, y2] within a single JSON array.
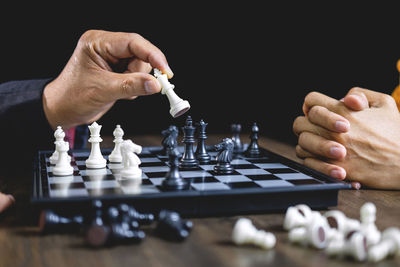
[[214, 138, 234, 174], [179, 116, 199, 169], [161, 125, 179, 155], [245, 122, 261, 158], [231, 123, 243, 153], [155, 210, 193, 242], [194, 119, 211, 164], [163, 147, 190, 190]]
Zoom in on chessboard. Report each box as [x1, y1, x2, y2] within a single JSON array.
[[32, 144, 351, 217]]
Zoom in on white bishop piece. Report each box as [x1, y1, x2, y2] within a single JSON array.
[[108, 125, 124, 163], [50, 126, 66, 165], [153, 68, 190, 118], [232, 218, 276, 250], [85, 122, 107, 169]]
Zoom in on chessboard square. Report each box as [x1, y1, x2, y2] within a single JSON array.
[[80, 168, 112, 176], [231, 159, 252, 165], [235, 169, 271, 175], [226, 182, 261, 189], [288, 179, 322, 185], [191, 182, 230, 191], [149, 177, 165, 186], [208, 170, 241, 176], [214, 175, 252, 183], [49, 188, 89, 197], [48, 176, 84, 184], [246, 158, 275, 164], [246, 174, 281, 181], [186, 176, 219, 183], [87, 187, 124, 196], [231, 164, 260, 169], [137, 185, 161, 194], [254, 163, 288, 169], [141, 166, 170, 172], [48, 170, 80, 177], [139, 178, 153, 185], [84, 180, 120, 189], [180, 171, 212, 178], [81, 174, 116, 182], [50, 182, 86, 190], [140, 157, 163, 163], [140, 162, 167, 167], [72, 151, 90, 157], [145, 172, 168, 178], [266, 168, 298, 174], [275, 173, 314, 180], [255, 180, 294, 188], [199, 165, 214, 171]]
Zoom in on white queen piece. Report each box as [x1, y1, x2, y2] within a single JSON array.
[[85, 122, 107, 169]]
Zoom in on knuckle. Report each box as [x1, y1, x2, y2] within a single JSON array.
[[120, 78, 134, 96], [304, 91, 319, 103], [348, 86, 363, 94], [382, 94, 396, 105], [293, 116, 305, 133], [308, 106, 325, 120]]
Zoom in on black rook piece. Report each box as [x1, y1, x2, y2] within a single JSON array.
[[156, 210, 193, 242], [195, 119, 211, 164], [214, 138, 234, 174], [231, 123, 243, 153], [245, 122, 261, 158], [179, 116, 199, 169], [163, 147, 190, 190], [161, 125, 179, 155]]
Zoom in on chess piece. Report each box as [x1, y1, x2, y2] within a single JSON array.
[[368, 227, 400, 262], [49, 126, 65, 165], [52, 140, 74, 176], [231, 123, 243, 153], [194, 119, 211, 164], [283, 204, 316, 230], [85, 122, 107, 169], [120, 140, 142, 180], [108, 125, 124, 163], [179, 116, 199, 169], [39, 209, 83, 234], [117, 203, 154, 226], [163, 147, 189, 190], [85, 200, 109, 247], [156, 210, 193, 242], [161, 125, 179, 155], [245, 122, 261, 158], [359, 202, 381, 246], [232, 218, 276, 250], [153, 68, 190, 118], [214, 138, 234, 174], [325, 230, 368, 262], [324, 210, 360, 235]]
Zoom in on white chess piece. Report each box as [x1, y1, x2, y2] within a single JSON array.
[[232, 218, 276, 250], [283, 204, 317, 230], [360, 202, 381, 246], [324, 210, 361, 235], [108, 125, 124, 163], [120, 139, 142, 180], [325, 230, 368, 262], [288, 212, 330, 249], [153, 68, 190, 118], [52, 141, 74, 176], [368, 227, 400, 262], [85, 122, 107, 169], [49, 126, 65, 165]]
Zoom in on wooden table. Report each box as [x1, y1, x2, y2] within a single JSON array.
[[1, 135, 399, 267]]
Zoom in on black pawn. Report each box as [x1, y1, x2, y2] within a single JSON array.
[[195, 119, 211, 164], [214, 138, 234, 174], [163, 147, 190, 190], [231, 123, 243, 153], [245, 122, 261, 158], [156, 210, 193, 242], [179, 116, 199, 169], [39, 210, 83, 234]]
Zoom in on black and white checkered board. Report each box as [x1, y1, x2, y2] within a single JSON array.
[[32, 145, 351, 217]]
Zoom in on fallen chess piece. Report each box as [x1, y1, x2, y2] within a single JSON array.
[[325, 230, 368, 262], [155, 210, 193, 242], [39, 209, 84, 234], [232, 218, 276, 250], [368, 227, 400, 262], [359, 202, 381, 246], [283, 204, 317, 230], [323, 210, 361, 235]]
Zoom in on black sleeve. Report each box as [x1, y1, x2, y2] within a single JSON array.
[[0, 79, 54, 171]]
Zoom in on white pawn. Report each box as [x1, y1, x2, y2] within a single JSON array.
[[85, 122, 107, 169], [153, 68, 190, 118], [368, 227, 400, 262], [49, 126, 65, 165], [325, 230, 368, 262], [120, 140, 142, 180], [324, 210, 361, 235], [232, 218, 276, 250], [283, 204, 317, 230], [108, 125, 124, 163], [288, 212, 330, 249], [52, 141, 74, 176], [360, 202, 381, 246]]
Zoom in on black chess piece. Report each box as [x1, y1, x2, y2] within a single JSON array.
[[155, 210, 193, 242], [118, 203, 155, 226], [194, 119, 211, 164], [162, 147, 190, 190], [85, 200, 110, 247], [245, 122, 261, 158], [179, 116, 199, 169], [39, 210, 84, 234], [214, 138, 234, 174], [231, 123, 243, 153], [161, 125, 179, 155]]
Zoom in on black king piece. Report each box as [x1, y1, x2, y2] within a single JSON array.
[[179, 116, 199, 169]]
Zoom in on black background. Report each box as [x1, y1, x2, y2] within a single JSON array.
[[1, 3, 399, 144]]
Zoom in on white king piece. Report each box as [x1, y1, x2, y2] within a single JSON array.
[[85, 122, 107, 169], [153, 68, 190, 118]]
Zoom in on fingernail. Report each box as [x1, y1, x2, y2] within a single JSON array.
[[164, 65, 174, 78], [330, 169, 345, 179], [335, 121, 350, 132], [330, 146, 345, 158], [144, 80, 159, 94]]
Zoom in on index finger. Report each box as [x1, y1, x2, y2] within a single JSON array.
[[303, 91, 342, 115]]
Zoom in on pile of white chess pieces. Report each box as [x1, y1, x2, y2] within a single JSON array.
[[232, 202, 400, 263], [49, 123, 143, 183]]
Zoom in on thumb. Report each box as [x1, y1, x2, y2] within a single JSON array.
[[105, 71, 161, 100]]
